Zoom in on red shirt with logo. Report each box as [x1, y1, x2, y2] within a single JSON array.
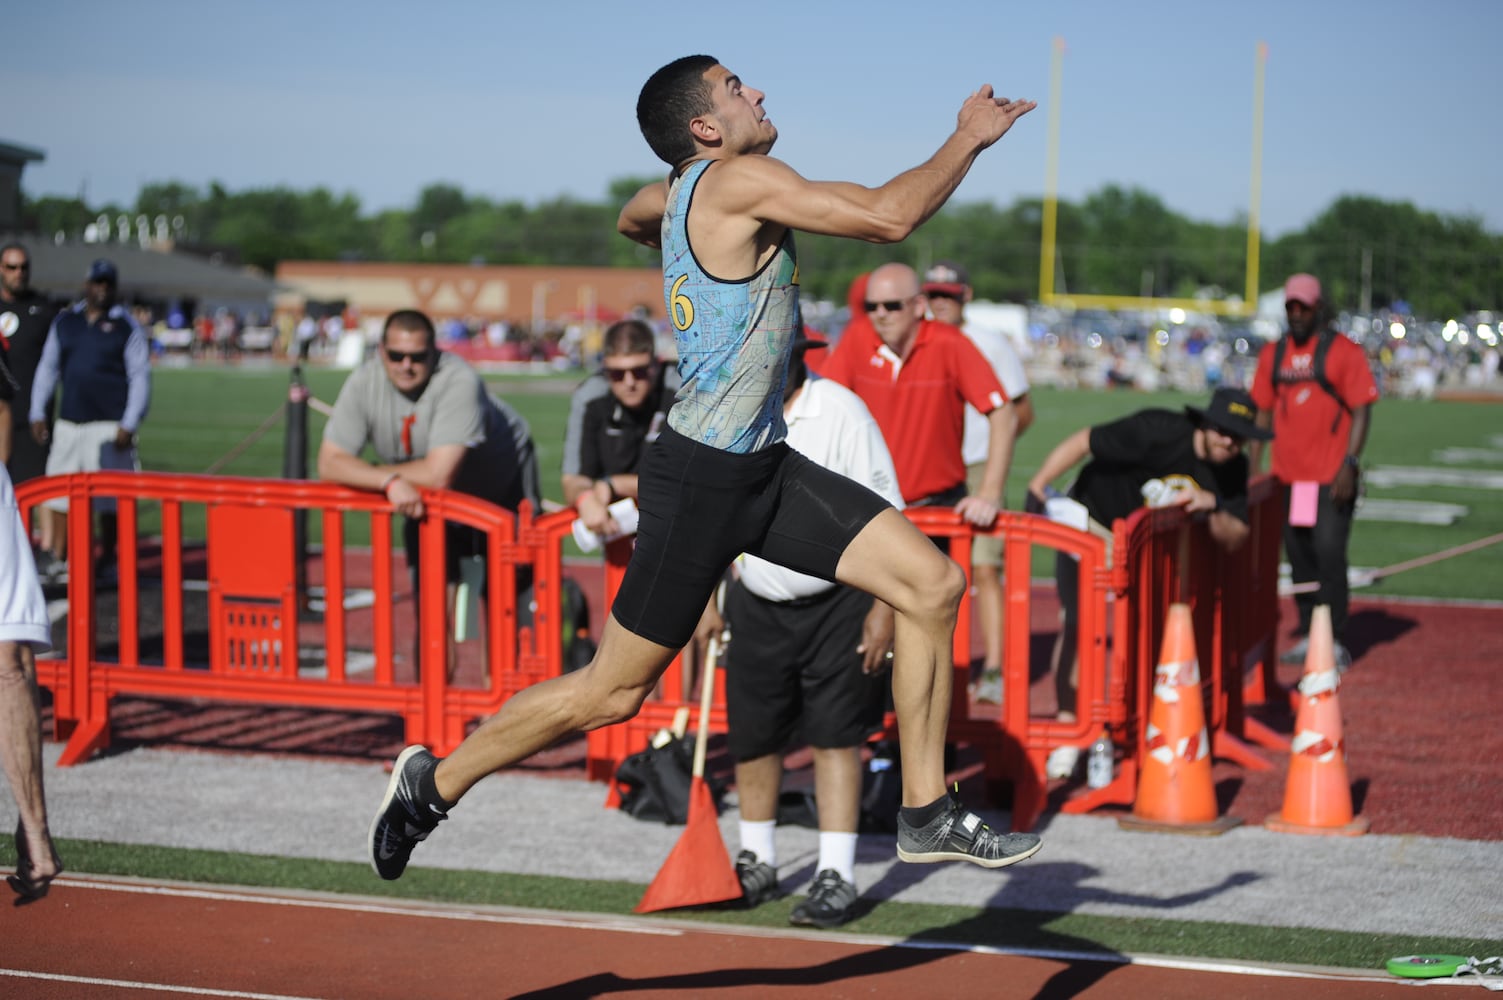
[[1250, 331, 1378, 483], [819, 318, 1006, 502]]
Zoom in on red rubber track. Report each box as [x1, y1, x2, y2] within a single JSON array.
[[3, 878, 1474, 999]]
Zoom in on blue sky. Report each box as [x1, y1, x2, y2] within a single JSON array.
[[8, 0, 1499, 238]]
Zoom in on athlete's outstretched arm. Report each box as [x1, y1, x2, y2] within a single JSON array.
[[710, 86, 1035, 243]]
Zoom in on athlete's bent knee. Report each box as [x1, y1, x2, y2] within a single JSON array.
[[571, 669, 655, 731]]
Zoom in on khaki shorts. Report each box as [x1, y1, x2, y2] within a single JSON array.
[[44, 420, 139, 513], [966, 462, 1003, 567]]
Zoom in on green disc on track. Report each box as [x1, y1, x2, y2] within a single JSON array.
[[1385, 954, 1468, 978]]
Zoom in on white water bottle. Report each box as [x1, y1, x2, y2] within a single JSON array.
[[1086, 730, 1114, 789]]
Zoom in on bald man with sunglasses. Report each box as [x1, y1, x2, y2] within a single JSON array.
[[821, 262, 1017, 526]]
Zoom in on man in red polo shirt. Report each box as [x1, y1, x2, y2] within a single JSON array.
[[1250, 273, 1378, 669], [822, 262, 1016, 530]]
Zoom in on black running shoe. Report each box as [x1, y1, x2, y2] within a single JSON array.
[[735, 850, 780, 907], [789, 869, 858, 929], [369, 745, 447, 880], [897, 796, 1042, 868]]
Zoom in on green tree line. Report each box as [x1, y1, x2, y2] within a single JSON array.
[[23, 179, 1502, 318]]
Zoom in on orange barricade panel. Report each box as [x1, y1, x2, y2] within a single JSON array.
[[208, 504, 299, 676]]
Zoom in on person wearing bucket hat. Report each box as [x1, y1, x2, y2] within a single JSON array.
[[1250, 273, 1378, 669], [1185, 386, 1274, 444], [1023, 388, 1260, 780]]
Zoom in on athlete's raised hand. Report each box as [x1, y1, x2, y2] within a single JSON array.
[[956, 84, 1037, 149]]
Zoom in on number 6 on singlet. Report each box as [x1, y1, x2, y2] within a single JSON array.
[[670, 274, 695, 331]]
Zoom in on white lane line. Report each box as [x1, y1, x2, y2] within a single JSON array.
[[59, 877, 683, 936], [0, 968, 327, 1000]]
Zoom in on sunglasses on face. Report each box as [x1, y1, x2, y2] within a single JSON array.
[[926, 291, 962, 303], [385, 349, 431, 365], [863, 298, 912, 314], [605, 364, 653, 383], [0, 262, 29, 272], [1208, 426, 1246, 449]]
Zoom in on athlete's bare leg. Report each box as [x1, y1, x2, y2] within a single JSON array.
[[432, 613, 678, 803], [0, 641, 62, 897], [834, 508, 966, 807]]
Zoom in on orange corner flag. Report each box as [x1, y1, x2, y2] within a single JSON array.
[[635, 636, 744, 912]]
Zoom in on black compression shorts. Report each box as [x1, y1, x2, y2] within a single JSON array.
[[610, 424, 892, 650]]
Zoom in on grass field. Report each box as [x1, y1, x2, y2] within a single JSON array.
[[139, 362, 1503, 602]]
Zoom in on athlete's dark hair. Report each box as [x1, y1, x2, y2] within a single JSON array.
[[382, 308, 436, 350], [637, 55, 719, 167], [602, 318, 657, 358]]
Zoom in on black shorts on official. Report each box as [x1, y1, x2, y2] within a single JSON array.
[[723, 579, 887, 761], [611, 424, 892, 650]]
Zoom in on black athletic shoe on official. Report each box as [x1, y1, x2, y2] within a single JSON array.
[[735, 850, 780, 907], [897, 796, 1042, 868], [789, 869, 858, 929], [368, 745, 447, 880]]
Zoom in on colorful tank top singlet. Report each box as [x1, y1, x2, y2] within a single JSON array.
[[660, 158, 800, 453]]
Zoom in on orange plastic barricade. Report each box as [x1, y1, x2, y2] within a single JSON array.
[[583, 507, 1116, 833], [15, 471, 569, 766], [19, 469, 1281, 837]]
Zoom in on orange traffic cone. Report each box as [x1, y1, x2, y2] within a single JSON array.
[[1266, 605, 1368, 836], [635, 634, 743, 912], [1118, 603, 1241, 835]]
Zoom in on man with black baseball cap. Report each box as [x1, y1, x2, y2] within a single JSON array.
[[28, 258, 151, 584], [1024, 387, 1266, 779]]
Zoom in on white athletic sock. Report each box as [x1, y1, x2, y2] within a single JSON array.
[[817, 831, 858, 886], [739, 819, 777, 867]]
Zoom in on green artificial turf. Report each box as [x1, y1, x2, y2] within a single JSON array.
[[135, 367, 1503, 601]]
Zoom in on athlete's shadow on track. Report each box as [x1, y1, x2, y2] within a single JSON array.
[[511, 859, 1259, 999]]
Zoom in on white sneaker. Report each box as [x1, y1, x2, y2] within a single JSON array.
[[1046, 744, 1081, 781], [972, 669, 1003, 705]]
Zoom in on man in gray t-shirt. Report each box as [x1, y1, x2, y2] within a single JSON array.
[[318, 309, 540, 582]]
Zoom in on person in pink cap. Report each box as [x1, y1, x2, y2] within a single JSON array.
[[1249, 273, 1378, 669]]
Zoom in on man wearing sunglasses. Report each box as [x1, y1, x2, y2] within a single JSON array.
[[369, 55, 1042, 882], [822, 263, 1018, 531], [1024, 386, 1268, 780], [319, 308, 541, 607], [561, 318, 677, 542], [0, 244, 63, 581]]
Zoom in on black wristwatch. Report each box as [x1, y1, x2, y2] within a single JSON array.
[[1342, 455, 1360, 470]]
